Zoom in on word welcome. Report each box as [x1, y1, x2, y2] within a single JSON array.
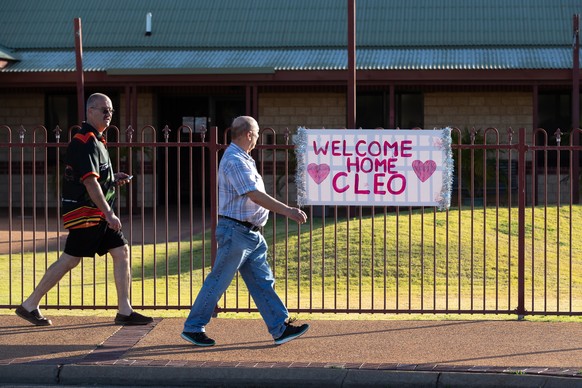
[[313, 139, 413, 158]]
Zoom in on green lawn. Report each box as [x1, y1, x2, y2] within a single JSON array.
[[1, 205, 582, 319]]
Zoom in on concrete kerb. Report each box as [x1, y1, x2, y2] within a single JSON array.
[[60, 365, 350, 387], [438, 372, 582, 388], [3, 364, 582, 387], [0, 364, 60, 385]]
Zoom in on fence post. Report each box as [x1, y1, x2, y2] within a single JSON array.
[[517, 127, 527, 319], [209, 127, 219, 268]]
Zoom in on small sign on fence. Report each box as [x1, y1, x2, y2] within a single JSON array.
[[295, 128, 453, 210]]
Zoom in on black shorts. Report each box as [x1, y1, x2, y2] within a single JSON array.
[[64, 222, 128, 257]]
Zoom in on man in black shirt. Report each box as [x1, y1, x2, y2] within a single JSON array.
[[15, 93, 152, 326]]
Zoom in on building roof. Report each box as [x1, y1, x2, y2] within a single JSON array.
[[0, 0, 580, 72], [1, 47, 575, 73]]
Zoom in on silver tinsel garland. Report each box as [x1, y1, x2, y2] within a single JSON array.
[[437, 127, 453, 211], [294, 126, 308, 208]]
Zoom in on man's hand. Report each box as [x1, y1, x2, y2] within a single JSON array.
[[105, 209, 122, 231], [287, 207, 308, 224], [114, 172, 133, 186]]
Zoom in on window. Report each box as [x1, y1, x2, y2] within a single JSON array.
[[536, 92, 574, 167], [356, 91, 423, 129], [396, 93, 423, 128]]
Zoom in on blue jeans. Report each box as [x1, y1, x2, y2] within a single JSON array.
[[183, 218, 289, 339]]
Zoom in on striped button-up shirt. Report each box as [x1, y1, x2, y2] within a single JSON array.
[[218, 143, 269, 227]]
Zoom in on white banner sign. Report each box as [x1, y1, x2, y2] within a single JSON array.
[[295, 128, 453, 209]]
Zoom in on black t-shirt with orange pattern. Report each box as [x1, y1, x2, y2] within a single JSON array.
[[61, 122, 116, 229]]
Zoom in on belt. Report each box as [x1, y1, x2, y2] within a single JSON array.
[[219, 215, 261, 232]]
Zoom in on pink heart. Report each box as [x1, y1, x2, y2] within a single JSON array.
[[412, 160, 436, 182], [307, 163, 330, 184]]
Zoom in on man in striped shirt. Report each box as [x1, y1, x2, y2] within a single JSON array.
[[182, 116, 310, 346], [15, 93, 152, 327]]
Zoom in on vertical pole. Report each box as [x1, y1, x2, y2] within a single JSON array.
[[123, 85, 132, 211], [125, 85, 132, 129], [532, 85, 539, 130], [210, 125, 219, 316], [130, 85, 138, 210], [252, 85, 259, 120], [532, 84, 539, 205], [572, 14, 580, 203], [347, 0, 356, 129], [74, 18, 85, 125], [245, 85, 252, 116], [389, 83, 395, 128], [517, 127, 526, 319], [132, 85, 138, 129], [209, 126, 218, 267]]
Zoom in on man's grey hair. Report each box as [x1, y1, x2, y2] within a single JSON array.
[[231, 116, 257, 139], [86, 93, 111, 113]]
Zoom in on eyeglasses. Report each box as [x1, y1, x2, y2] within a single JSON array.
[[90, 107, 115, 115]]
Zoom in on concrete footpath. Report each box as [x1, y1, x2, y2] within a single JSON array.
[[1, 314, 582, 387]]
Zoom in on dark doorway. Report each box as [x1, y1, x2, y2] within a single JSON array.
[[356, 93, 384, 129], [157, 94, 244, 206], [213, 97, 245, 143], [157, 95, 207, 206]]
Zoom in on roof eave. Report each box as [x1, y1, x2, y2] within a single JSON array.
[[106, 67, 275, 75]]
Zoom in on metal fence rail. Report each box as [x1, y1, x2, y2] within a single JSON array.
[[1, 125, 581, 317]]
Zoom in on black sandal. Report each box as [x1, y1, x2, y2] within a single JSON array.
[[15, 305, 52, 326]]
